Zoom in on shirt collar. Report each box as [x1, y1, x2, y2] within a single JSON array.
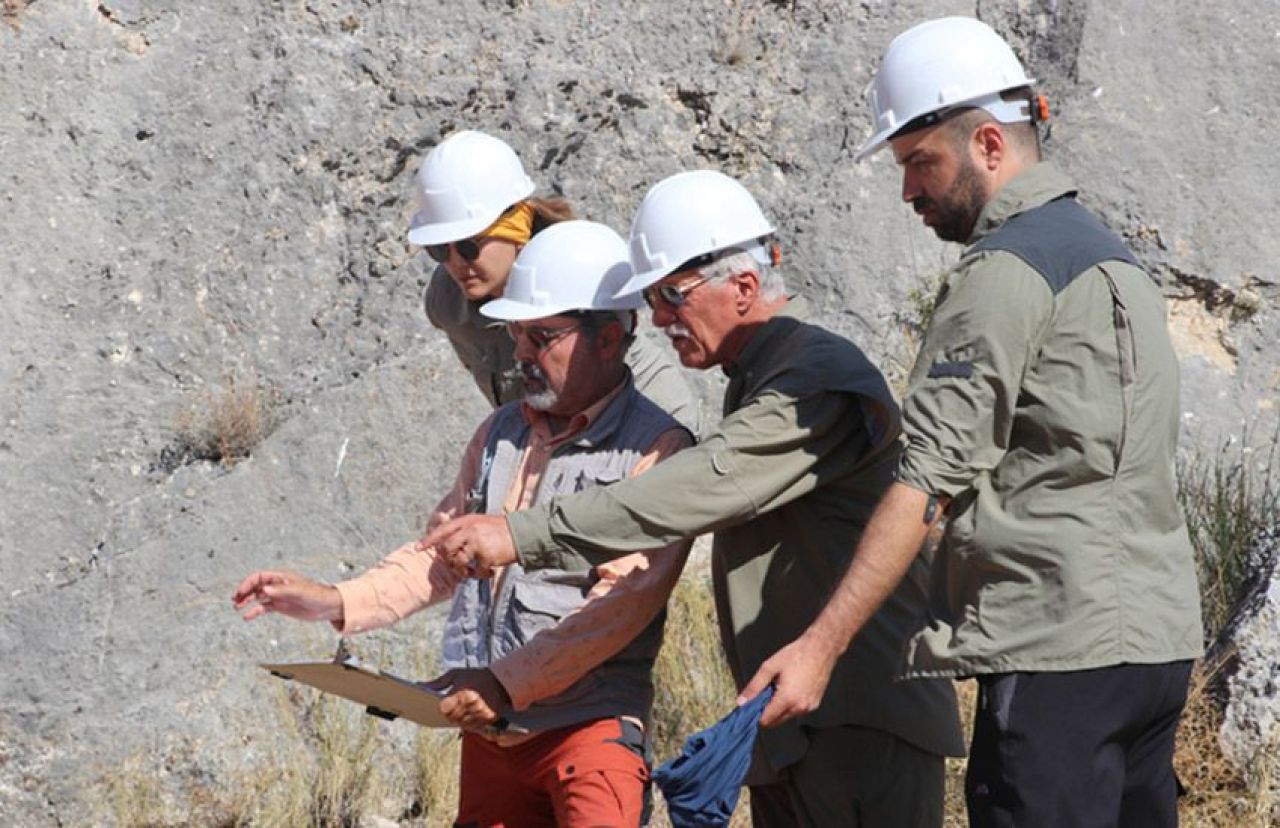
[[967, 162, 1078, 244], [519, 373, 632, 449]]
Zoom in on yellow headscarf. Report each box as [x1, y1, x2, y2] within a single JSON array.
[[480, 201, 535, 246]]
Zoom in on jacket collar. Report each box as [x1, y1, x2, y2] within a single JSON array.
[[724, 295, 807, 379], [967, 162, 1078, 245]]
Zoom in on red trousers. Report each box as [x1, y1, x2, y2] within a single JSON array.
[[455, 717, 649, 828]]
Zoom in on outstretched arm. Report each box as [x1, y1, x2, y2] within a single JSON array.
[[425, 391, 880, 574], [230, 411, 497, 632], [232, 570, 344, 623]]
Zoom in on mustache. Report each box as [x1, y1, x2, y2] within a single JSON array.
[[500, 362, 546, 383], [664, 323, 692, 339], [912, 197, 933, 214]]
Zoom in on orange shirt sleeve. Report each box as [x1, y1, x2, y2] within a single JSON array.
[[490, 426, 695, 709], [332, 412, 496, 635]]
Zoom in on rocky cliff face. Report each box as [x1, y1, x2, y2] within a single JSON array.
[[1, 1, 1276, 824], [1210, 525, 1280, 817]]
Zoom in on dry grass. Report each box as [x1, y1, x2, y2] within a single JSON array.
[[103, 752, 169, 827], [173, 373, 278, 468], [650, 568, 739, 758], [1173, 662, 1263, 827], [2, 0, 33, 30], [943, 680, 976, 828], [649, 567, 752, 827]]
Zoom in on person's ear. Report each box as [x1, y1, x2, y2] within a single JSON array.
[[593, 320, 626, 359], [973, 122, 1006, 171], [732, 269, 762, 314]]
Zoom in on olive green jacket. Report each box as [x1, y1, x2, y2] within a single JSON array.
[[424, 267, 703, 433], [897, 163, 1203, 677], [508, 298, 965, 771]]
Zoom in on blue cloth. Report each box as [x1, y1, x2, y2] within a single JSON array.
[[653, 687, 774, 827]]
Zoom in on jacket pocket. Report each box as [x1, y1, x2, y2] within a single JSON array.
[[505, 577, 589, 649], [1100, 266, 1135, 472]]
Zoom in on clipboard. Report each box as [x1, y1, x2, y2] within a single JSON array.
[[261, 657, 452, 728]]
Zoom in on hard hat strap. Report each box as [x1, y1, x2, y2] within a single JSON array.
[[893, 90, 1035, 143]]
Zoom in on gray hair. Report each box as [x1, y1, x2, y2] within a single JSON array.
[[702, 248, 786, 300]]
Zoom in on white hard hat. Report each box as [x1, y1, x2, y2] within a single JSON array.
[[480, 220, 643, 321], [406, 130, 536, 245], [855, 17, 1035, 162], [617, 170, 775, 297]]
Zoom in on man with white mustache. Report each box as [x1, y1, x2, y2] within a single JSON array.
[[425, 171, 964, 827]]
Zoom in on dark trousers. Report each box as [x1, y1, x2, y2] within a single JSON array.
[[750, 725, 945, 827], [966, 661, 1194, 828]]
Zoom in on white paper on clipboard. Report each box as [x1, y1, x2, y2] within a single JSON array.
[[261, 658, 452, 728]]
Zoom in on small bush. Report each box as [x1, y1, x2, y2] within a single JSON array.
[[172, 373, 279, 468]]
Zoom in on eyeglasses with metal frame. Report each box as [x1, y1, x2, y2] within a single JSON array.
[[504, 323, 581, 353], [642, 274, 714, 310]]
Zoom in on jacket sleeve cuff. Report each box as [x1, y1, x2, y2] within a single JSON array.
[[507, 507, 564, 571], [331, 578, 375, 635], [895, 448, 972, 500], [487, 658, 534, 711]]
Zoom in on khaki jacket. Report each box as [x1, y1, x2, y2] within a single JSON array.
[[509, 299, 965, 771], [897, 163, 1203, 677], [424, 267, 703, 433]]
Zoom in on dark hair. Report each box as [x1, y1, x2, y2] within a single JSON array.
[[940, 89, 1042, 161]]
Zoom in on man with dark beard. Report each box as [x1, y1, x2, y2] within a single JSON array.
[[233, 220, 693, 827], [741, 16, 1203, 828]]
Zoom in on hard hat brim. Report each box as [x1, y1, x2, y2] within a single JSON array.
[[616, 237, 775, 299], [613, 268, 668, 300], [853, 129, 893, 163], [406, 212, 500, 247], [478, 297, 576, 321], [480, 294, 643, 322]]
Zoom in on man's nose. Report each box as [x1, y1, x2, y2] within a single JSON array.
[[900, 172, 918, 204], [512, 334, 537, 362]]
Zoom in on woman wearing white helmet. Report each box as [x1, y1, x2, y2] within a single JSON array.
[[408, 130, 701, 432]]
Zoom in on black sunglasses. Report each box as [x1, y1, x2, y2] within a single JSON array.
[[426, 204, 523, 264], [426, 237, 483, 264]]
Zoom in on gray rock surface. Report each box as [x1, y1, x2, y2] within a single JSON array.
[[1, 0, 1277, 824], [1211, 525, 1280, 817]]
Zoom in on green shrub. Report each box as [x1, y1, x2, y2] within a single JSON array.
[[1177, 433, 1280, 639]]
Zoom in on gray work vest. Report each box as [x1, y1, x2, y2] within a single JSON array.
[[440, 382, 686, 733]]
